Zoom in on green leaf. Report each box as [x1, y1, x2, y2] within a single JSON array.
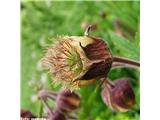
[[135, 18, 140, 49], [109, 32, 139, 60]]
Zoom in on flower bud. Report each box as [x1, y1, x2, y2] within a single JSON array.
[[21, 109, 36, 118], [56, 90, 80, 113], [101, 79, 135, 112], [42, 35, 112, 90]]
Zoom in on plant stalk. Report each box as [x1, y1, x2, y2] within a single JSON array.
[[111, 62, 139, 69], [38, 90, 57, 101], [113, 56, 140, 67]]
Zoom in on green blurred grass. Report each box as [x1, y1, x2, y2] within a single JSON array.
[[21, 1, 140, 120]]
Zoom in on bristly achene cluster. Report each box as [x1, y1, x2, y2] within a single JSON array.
[[41, 36, 113, 90]]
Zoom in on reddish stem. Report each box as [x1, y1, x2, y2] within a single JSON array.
[[113, 56, 140, 67], [112, 62, 139, 69], [102, 78, 114, 88], [38, 90, 58, 101]]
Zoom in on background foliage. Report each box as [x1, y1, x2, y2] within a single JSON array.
[[21, 1, 140, 120]]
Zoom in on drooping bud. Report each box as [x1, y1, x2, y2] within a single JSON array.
[[42, 34, 112, 90], [38, 89, 80, 114], [56, 90, 80, 113], [101, 79, 135, 112], [21, 109, 36, 118]]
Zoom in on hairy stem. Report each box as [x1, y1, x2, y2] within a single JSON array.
[[111, 62, 139, 69], [113, 56, 140, 67], [47, 91, 58, 100], [38, 90, 58, 101], [43, 100, 54, 115], [102, 78, 114, 88]]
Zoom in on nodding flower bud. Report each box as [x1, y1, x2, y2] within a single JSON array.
[[21, 109, 36, 118], [101, 79, 135, 112], [56, 90, 80, 113], [42, 34, 112, 90], [38, 89, 80, 114]]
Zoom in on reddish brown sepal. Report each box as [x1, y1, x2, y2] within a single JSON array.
[[80, 37, 113, 80], [56, 90, 80, 113]]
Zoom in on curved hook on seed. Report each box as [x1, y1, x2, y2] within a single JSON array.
[[84, 25, 92, 36]]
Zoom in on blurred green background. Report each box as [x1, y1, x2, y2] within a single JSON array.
[[21, 1, 140, 120]]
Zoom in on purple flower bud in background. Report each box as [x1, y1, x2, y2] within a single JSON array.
[[56, 90, 81, 113], [21, 109, 36, 118], [101, 79, 135, 112]]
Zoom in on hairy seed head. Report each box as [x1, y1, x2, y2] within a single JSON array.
[[42, 36, 112, 90]]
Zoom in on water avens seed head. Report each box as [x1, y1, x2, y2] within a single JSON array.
[[101, 79, 135, 112], [42, 35, 112, 90]]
